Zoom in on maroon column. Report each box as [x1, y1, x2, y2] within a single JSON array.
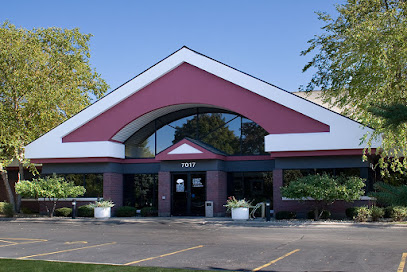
[[158, 171, 171, 217], [206, 171, 227, 217], [103, 172, 123, 211], [273, 169, 283, 214]]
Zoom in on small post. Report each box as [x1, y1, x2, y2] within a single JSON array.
[[72, 199, 77, 219], [265, 200, 271, 222]]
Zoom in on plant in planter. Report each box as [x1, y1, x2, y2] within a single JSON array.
[[224, 196, 253, 220], [89, 200, 115, 218]]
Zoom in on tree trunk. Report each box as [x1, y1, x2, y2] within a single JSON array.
[[0, 170, 16, 213], [16, 161, 25, 213]]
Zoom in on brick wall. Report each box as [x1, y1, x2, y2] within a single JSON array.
[[272, 169, 284, 214], [206, 171, 227, 217], [158, 171, 171, 216], [103, 172, 123, 212]]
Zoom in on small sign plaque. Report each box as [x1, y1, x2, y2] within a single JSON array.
[[192, 178, 204, 188]]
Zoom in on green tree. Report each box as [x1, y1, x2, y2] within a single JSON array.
[[369, 182, 407, 206], [302, 0, 407, 174], [173, 113, 240, 154], [15, 175, 86, 217], [281, 174, 365, 220], [0, 22, 108, 211]]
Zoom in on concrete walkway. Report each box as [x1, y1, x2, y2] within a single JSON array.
[[1, 216, 407, 228]]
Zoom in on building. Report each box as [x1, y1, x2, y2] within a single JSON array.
[[25, 47, 379, 217]]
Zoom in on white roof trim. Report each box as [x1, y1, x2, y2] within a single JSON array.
[[25, 47, 380, 159], [168, 143, 203, 155]]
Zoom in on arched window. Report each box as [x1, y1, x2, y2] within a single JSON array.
[[125, 107, 268, 158]]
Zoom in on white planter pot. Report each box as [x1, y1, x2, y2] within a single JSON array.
[[231, 207, 249, 220], [94, 207, 111, 218]]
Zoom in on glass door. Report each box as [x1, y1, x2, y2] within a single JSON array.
[[171, 172, 206, 216]]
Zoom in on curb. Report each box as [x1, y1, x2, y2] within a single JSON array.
[[1, 217, 407, 228]]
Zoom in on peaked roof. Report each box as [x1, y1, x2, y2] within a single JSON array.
[[25, 47, 380, 160], [156, 138, 227, 161]]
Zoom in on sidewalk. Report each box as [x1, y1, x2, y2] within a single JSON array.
[[1, 216, 407, 228]]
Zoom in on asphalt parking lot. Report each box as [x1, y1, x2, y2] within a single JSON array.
[[0, 218, 406, 271]]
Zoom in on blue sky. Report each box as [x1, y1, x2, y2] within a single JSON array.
[[2, 1, 341, 93]]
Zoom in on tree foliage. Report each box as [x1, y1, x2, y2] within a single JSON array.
[[173, 113, 239, 154], [302, 0, 407, 173], [15, 175, 85, 217], [0, 21, 108, 209], [369, 181, 407, 206], [281, 174, 365, 220]]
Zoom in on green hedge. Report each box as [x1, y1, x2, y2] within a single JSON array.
[[140, 207, 158, 217], [55, 207, 72, 217], [78, 205, 94, 217], [115, 206, 137, 217]]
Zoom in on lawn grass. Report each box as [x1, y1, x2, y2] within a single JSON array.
[[0, 259, 212, 272]]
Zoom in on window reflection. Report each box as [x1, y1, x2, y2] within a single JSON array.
[[123, 174, 158, 209], [229, 172, 273, 204], [65, 174, 103, 198], [124, 108, 269, 158]]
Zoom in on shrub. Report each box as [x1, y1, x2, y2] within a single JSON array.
[[346, 207, 357, 219], [78, 205, 94, 217], [370, 206, 384, 222], [20, 207, 33, 214], [307, 210, 331, 220], [354, 206, 371, 222], [0, 202, 7, 214], [0, 202, 14, 218], [275, 211, 296, 220], [115, 206, 137, 217], [390, 206, 407, 221], [384, 206, 394, 218], [140, 207, 158, 217], [55, 207, 72, 217]]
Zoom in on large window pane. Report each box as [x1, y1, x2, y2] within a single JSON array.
[[125, 134, 155, 158], [229, 172, 273, 204], [65, 174, 103, 198], [241, 118, 268, 155], [123, 174, 158, 209], [199, 113, 240, 155], [125, 107, 270, 157]]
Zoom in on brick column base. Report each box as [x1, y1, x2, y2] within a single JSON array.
[[272, 169, 283, 215], [158, 172, 171, 217], [206, 171, 227, 217], [103, 172, 123, 213]]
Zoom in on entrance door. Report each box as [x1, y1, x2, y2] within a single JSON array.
[[172, 172, 206, 216]]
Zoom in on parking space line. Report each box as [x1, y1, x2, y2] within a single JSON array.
[[124, 245, 204, 266], [0, 239, 19, 244], [398, 253, 407, 272], [17, 242, 117, 259], [252, 249, 300, 272], [0, 238, 47, 248]]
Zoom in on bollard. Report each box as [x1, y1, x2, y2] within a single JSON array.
[[265, 200, 271, 222], [72, 199, 77, 219]]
